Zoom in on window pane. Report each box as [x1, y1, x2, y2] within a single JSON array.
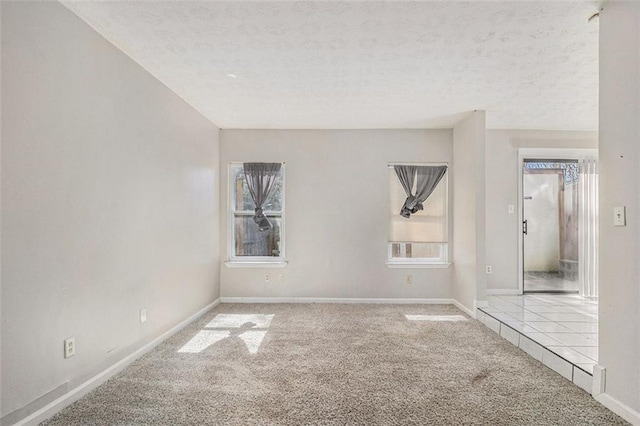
[[232, 167, 255, 211], [234, 216, 282, 257], [389, 168, 447, 243], [232, 166, 283, 212], [391, 243, 445, 260]]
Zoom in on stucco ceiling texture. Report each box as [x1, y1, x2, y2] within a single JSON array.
[[62, 1, 600, 130]]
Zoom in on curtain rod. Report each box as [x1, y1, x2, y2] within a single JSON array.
[[387, 162, 448, 167], [228, 161, 286, 164]]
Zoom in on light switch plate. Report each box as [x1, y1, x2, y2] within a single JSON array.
[[614, 206, 626, 226], [508, 204, 515, 214]]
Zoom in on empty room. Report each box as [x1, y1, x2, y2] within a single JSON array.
[[2, 0, 639, 425]]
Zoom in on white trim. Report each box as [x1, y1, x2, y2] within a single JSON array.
[[221, 297, 454, 305], [486, 288, 521, 295], [385, 262, 451, 269], [518, 151, 524, 294], [518, 148, 598, 159], [14, 299, 221, 426], [451, 299, 476, 318], [592, 365, 606, 397], [594, 393, 640, 425], [225, 261, 288, 268]]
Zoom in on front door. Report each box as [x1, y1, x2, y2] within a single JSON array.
[[522, 159, 580, 293]]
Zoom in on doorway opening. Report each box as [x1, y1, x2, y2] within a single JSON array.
[[522, 159, 579, 293], [518, 149, 598, 297]]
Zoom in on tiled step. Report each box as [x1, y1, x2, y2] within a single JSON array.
[[477, 308, 594, 394]]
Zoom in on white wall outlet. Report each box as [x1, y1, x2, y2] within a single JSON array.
[[614, 206, 626, 226], [405, 274, 412, 284], [508, 204, 515, 214], [486, 265, 493, 274], [140, 308, 147, 324], [265, 273, 270, 282], [277, 273, 284, 282], [64, 337, 75, 359]]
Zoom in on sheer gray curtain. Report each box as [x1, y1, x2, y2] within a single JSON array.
[[394, 165, 447, 218], [243, 162, 282, 231]]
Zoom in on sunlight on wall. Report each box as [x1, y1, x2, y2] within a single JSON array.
[[405, 315, 467, 322], [178, 314, 274, 354]]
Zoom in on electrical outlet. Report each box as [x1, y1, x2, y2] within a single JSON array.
[[486, 265, 493, 274], [265, 273, 270, 282], [277, 273, 284, 282], [64, 337, 75, 359], [140, 308, 147, 324], [405, 274, 412, 284]]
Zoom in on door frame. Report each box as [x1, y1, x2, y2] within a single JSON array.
[[517, 148, 598, 294]]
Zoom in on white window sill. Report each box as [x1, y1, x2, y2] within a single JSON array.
[[225, 261, 288, 268], [386, 262, 452, 269]]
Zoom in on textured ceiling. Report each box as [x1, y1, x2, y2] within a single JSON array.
[[61, 1, 600, 130]]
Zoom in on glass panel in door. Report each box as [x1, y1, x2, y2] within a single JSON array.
[[523, 160, 580, 293]]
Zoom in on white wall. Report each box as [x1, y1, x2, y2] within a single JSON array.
[[484, 130, 597, 292], [452, 111, 486, 311], [1, 1, 220, 422], [220, 130, 452, 300], [598, 0, 640, 416]]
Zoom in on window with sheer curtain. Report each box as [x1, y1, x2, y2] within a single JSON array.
[[229, 163, 285, 261], [388, 165, 448, 263]]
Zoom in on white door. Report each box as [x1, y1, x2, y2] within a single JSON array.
[[522, 160, 579, 293]]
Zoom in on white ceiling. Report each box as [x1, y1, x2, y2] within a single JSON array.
[[62, 1, 600, 130]]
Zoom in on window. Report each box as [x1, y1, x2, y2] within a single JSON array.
[[229, 163, 285, 263], [388, 164, 448, 264]]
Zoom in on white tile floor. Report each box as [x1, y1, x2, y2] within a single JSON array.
[[524, 271, 580, 292], [479, 294, 598, 375]]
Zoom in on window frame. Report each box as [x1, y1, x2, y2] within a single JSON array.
[[227, 162, 286, 265], [387, 162, 450, 267]]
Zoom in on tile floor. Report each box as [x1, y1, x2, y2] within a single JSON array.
[[478, 294, 598, 376], [524, 271, 580, 292]]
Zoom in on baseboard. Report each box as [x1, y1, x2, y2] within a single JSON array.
[[220, 297, 453, 305], [595, 392, 640, 425], [13, 298, 221, 426], [592, 365, 605, 397], [486, 289, 521, 295], [451, 299, 475, 318]]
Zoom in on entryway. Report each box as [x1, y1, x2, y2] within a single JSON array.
[[518, 149, 598, 297], [523, 159, 580, 293]]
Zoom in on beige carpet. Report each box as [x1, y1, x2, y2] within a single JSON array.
[[43, 303, 626, 425]]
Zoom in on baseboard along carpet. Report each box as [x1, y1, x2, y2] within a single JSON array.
[[42, 303, 626, 425]]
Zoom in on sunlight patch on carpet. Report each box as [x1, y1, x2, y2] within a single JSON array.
[[178, 330, 230, 353], [178, 314, 274, 354], [405, 314, 467, 322], [237, 330, 268, 355], [206, 314, 274, 329]]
